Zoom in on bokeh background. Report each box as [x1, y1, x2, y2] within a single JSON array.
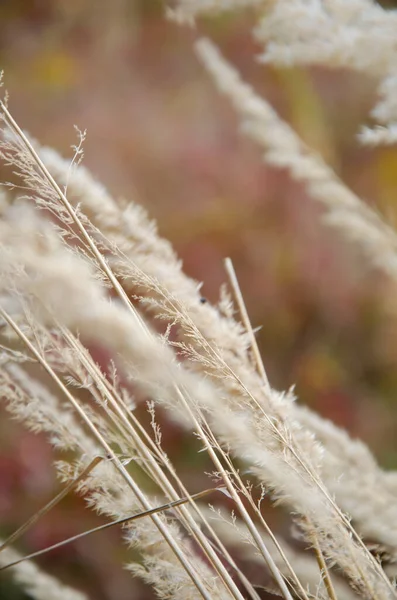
[[1, 1, 397, 598]]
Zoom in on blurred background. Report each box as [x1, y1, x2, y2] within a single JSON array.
[[1, 0, 397, 598]]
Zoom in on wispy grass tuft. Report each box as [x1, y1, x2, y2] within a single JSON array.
[[2, 3, 397, 600]]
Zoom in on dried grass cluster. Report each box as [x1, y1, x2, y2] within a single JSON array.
[[1, 2, 397, 600]]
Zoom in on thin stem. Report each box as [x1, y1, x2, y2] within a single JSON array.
[[308, 522, 338, 600], [174, 384, 294, 600], [60, 328, 248, 600], [0, 488, 216, 572], [191, 313, 390, 597], [224, 260, 386, 599], [0, 307, 214, 600], [209, 425, 311, 600], [0, 102, 133, 319], [224, 257, 271, 393], [0, 102, 260, 599], [0, 456, 103, 553]]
